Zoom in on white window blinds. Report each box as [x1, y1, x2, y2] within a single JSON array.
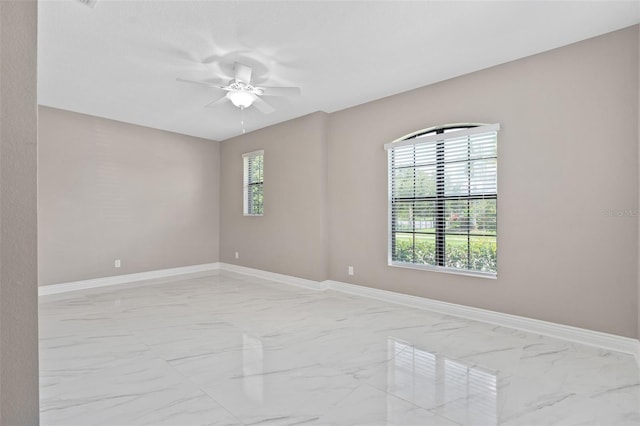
[[243, 150, 264, 216], [385, 124, 499, 276]]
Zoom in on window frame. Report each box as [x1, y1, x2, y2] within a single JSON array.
[[386, 123, 498, 278], [243, 150, 264, 217]]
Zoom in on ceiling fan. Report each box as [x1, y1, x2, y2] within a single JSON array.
[[177, 62, 301, 114]]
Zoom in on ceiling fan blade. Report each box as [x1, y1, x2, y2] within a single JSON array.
[[252, 96, 275, 114], [176, 77, 230, 91], [259, 86, 301, 97], [234, 62, 252, 84], [204, 93, 229, 108]]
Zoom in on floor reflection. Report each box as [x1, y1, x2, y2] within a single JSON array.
[[39, 273, 640, 425], [388, 339, 497, 425], [242, 334, 264, 404]]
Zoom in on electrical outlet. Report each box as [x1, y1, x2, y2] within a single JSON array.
[[235, 251, 239, 259], [115, 259, 121, 268], [348, 266, 354, 276]]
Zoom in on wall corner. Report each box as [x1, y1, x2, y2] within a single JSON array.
[[0, 0, 40, 423]]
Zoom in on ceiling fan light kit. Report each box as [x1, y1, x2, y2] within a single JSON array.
[[177, 61, 301, 114], [227, 90, 255, 108]]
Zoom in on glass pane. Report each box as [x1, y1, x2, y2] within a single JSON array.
[[248, 155, 263, 184], [414, 144, 437, 166], [413, 201, 436, 234], [469, 134, 497, 159], [468, 236, 497, 273], [445, 234, 468, 270], [414, 165, 436, 197], [393, 168, 416, 198], [444, 136, 469, 163], [469, 159, 497, 195], [470, 199, 496, 235], [444, 162, 469, 196], [392, 144, 437, 168], [392, 233, 436, 265], [249, 184, 263, 214], [393, 166, 436, 198], [445, 199, 470, 233], [414, 233, 435, 265], [392, 201, 413, 232], [393, 232, 414, 263], [392, 146, 416, 168]]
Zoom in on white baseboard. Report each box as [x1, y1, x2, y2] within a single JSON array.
[[219, 263, 328, 291], [38, 262, 221, 296], [219, 263, 640, 362], [39, 261, 640, 364], [325, 279, 640, 359]]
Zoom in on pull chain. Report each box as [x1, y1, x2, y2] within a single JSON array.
[[240, 106, 246, 134]]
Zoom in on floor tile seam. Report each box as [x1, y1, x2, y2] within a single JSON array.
[[317, 382, 363, 415], [376, 329, 526, 372], [371, 383, 465, 426], [39, 355, 177, 411], [561, 377, 640, 400], [511, 348, 568, 389], [499, 374, 586, 422], [195, 380, 257, 425], [39, 338, 156, 377], [376, 336, 420, 363], [360, 348, 504, 424], [388, 384, 467, 426], [39, 299, 111, 322], [63, 308, 179, 373], [107, 316, 167, 365], [498, 389, 582, 425], [424, 408, 465, 426], [453, 343, 526, 375], [494, 373, 516, 421], [148, 353, 247, 425], [207, 312, 295, 347], [316, 382, 456, 426]]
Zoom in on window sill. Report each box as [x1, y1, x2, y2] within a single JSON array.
[[243, 214, 263, 217], [388, 261, 497, 279]]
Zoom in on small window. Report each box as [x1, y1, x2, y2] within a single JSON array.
[[385, 124, 499, 277], [243, 150, 264, 216]]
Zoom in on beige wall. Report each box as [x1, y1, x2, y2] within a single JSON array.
[[328, 26, 639, 338], [38, 107, 220, 286], [0, 0, 39, 423], [220, 26, 639, 338], [219, 112, 329, 282]]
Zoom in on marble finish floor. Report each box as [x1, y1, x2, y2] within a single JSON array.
[[39, 271, 640, 426]]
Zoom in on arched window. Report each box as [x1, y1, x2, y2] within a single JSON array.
[[384, 123, 499, 277]]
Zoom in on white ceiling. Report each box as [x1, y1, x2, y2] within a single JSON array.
[[38, 0, 640, 141]]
